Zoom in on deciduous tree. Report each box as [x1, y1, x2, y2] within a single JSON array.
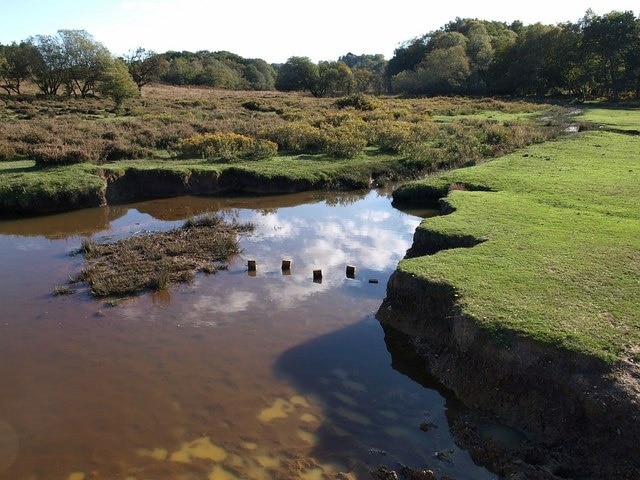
[[124, 47, 168, 92], [99, 58, 138, 109], [27, 34, 66, 95], [58, 29, 112, 97], [0, 42, 35, 95], [582, 10, 638, 99], [275, 56, 319, 93]]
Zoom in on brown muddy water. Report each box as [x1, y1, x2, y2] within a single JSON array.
[[0, 190, 495, 480]]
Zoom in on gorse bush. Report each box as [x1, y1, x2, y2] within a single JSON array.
[[178, 132, 277, 161], [0, 140, 16, 161], [0, 85, 562, 170], [322, 129, 367, 158], [334, 93, 381, 111], [262, 122, 326, 153], [368, 120, 437, 153]]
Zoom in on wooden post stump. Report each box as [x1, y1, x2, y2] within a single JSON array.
[[313, 269, 323, 283]]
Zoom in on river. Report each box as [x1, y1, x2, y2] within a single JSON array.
[[0, 190, 495, 480]]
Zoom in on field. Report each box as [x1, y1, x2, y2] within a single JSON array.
[[0, 85, 565, 213], [393, 108, 640, 363]]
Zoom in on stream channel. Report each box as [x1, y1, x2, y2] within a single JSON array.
[[0, 189, 496, 480]]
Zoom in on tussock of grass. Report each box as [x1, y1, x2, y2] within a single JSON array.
[[53, 284, 74, 296], [394, 130, 640, 362], [77, 214, 252, 297]]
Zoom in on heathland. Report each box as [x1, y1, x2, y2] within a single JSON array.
[[0, 85, 565, 214]]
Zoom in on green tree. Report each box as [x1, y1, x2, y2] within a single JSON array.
[[314, 61, 353, 97], [422, 45, 470, 94], [582, 10, 639, 99], [27, 34, 67, 95], [465, 22, 494, 93], [275, 56, 319, 93], [489, 23, 559, 96], [243, 59, 276, 90], [124, 47, 168, 92], [58, 29, 112, 97], [99, 58, 138, 109], [0, 42, 34, 95], [197, 58, 243, 88], [340, 53, 387, 94], [386, 38, 428, 81], [162, 56, 202, 85]]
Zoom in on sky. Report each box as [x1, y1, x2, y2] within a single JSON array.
[[1, 0, 638, 63]]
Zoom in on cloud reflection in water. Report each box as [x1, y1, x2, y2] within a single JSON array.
[[119, 191, 423, 325]]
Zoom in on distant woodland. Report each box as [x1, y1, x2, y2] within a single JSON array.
[[1, 10, 639, 100]]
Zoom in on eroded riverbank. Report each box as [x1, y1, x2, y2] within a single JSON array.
[[381, 130, 640, 478], [378, 268, 640, 478]]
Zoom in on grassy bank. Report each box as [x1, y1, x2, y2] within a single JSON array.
[[0, 86, 565, 213], [393, 118, 640, 362], [0, 160, 105, 212]]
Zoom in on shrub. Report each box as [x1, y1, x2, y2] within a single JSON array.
[[370, 122, 415, 153], [249, 138, 278, 160], [241, 100, 279, 113], [28, 144, 97, 166], [334, 93, 381, 111], [0, 140, 16, 161], [178, 132, 277, 161], [400, 143, 438, 169], [323, 129, 367, 158], [102, 141, 153, 161], [263, 122, 326, 153], [369, 120, 437, 153]]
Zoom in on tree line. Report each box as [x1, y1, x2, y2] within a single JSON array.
[[1, 9, 638, 101], [387, 10, 640, 100]]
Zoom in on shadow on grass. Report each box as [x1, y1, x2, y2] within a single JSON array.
[[0, 162, 39, 174]]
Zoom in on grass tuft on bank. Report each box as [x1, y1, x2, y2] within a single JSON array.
[[393, 128, 640, 363]]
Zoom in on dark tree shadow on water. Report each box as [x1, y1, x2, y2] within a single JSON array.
[[273, 317, 496, 480]]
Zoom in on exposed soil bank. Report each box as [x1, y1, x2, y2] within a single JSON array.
[[377, 232, 640, 478], [1, 165, 380, 215], [0, 185, 107, 215], [103, 167, 334, 205]]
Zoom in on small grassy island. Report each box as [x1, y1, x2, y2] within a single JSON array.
[[66, 214, 253, 297]]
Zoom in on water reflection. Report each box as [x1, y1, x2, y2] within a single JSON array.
[[275, 319, 495, 479], [0, 190, 369, 239], [0, 189, 494, 480]]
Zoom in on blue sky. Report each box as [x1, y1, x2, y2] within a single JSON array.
[[1, 0, 638, 63]]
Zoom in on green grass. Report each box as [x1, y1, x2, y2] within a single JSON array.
[[394, 130, 640, 362], [0, 160, 105, 211], [577, 104, 640, 131], [431, 110, 540, 123], [0, 149, 409, 213]]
